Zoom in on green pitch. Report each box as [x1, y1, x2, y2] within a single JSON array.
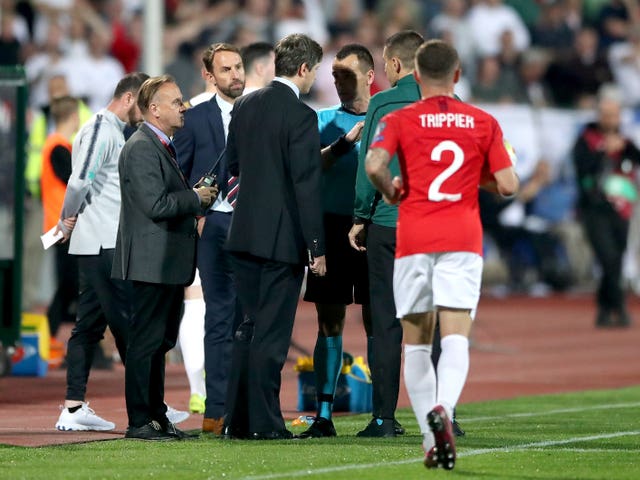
[[2, 386, 639, 479]]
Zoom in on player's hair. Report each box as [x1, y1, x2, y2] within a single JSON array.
[[113, 72, 150, 99], [50, 95, 78, 124], [415, 39, 459, 81], [137, 75, 176, 114], [202, 43, 241, 73], [241, 42, 274, 73], [335, 43, 374, 73], [385, 30, 424, 69], [274, 33, 323, 77]]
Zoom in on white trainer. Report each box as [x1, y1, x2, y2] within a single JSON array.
[[166, 404, 189, 424], [55, 402, 115, 431]]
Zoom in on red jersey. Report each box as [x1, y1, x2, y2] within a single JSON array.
[[370, 95, 512, 257]]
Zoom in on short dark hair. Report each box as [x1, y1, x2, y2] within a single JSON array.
[[415, 39, 459, 81], [137, 75, 176, 114], [50, 95, 78, 124], [202, 42, 241, 73], [335, 43, 374, 73], [241, 42, 274, 72], [274, 34, 323, 77], [385, 30, 424, 68], [113, 72, 150, 99]]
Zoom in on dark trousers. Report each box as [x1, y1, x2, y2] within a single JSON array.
[[48, 241, 79, 337], [582, 206, 629, 312], [199, 211, 242, 418], [226, 253, 304, 434], [66, 249, 131, 400], [366, 223, 402, 420], [125, 281, 184, 428]]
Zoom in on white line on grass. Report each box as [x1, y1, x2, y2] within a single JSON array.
[[462, 401, 640, 423], [238, 430, 640, 480]]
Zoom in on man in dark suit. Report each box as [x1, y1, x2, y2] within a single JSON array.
[[224, 33, 326, 440], [112, 75, 218, 441], [173, 43, 246, 435]]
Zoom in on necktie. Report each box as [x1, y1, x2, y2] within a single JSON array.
[[227, 176, 239, 208]]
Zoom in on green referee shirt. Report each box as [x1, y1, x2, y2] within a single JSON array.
[[354, 73, 421, 227]]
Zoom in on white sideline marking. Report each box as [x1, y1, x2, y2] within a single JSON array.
[[238, 431, 640, 480], [462, 401, 640, 423]]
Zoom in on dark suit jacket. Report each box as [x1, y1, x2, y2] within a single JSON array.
[[225, 80, 325, 264], [173, 95, 226, 187], [112, 123, 202, 285]]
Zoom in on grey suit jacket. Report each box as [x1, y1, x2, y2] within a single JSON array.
[[112, 123, 202, 285]]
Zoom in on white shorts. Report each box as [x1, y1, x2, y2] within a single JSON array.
[[393, 252, 483, 319]]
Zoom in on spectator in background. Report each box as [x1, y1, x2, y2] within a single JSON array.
[[596, 0, 638, 50], [0, 8, 21, 65], [516, 48, 554, 107], [429, 0, 475, 78], [240, 41, 275, 94], [467, 0, 530, 58], [530, 0, 576, 55], [573, 90, 640, 328], [546, 27, 613, 108], [471, 56, 520, 104], [608, 25, 640, 109]]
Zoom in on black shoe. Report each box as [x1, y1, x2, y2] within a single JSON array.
[[298, 417, 337, 438], [452, 418, 465, 437], [356, 417, 396, 437], [595, 309, 612, 328], [125, 421, 177, 441], [617, 309, 632, 327], [221, 425, 249, 440], [393, 419, 405, 435], [249, 429, 294, 440], [164, 422, 196, 439]]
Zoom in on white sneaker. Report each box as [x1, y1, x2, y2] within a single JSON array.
[[55, 402, 115, 431], [166, 404, 189, 424]]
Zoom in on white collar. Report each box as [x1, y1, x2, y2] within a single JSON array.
[[215, 94, 234, 115]]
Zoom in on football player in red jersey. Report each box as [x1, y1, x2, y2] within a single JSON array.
[[365, 39, 518, 470]]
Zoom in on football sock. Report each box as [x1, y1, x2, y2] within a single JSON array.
[[436, 334, 469, 420], [403, 344, 436, 450], [178, 298, 206, 397], [314, 335, 343, 420]]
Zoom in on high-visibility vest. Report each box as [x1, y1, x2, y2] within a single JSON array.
[[40, 132, 71, 233]]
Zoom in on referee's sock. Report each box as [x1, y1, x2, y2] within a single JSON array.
[[314, 335, 343, 420]]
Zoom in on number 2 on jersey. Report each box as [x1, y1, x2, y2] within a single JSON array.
[[428, 140, 463, 202]]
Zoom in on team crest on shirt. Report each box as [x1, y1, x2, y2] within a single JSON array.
[[373, 121, 386, 142]]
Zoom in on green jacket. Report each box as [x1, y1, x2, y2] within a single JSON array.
[[353, 74, 421, 227]]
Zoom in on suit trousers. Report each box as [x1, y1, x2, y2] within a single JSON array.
[[48, 241, 79, 337], [66, 249, 131, 400], [366, 223, 402, 420], [125, 281, 184, 428], [227, 252, 304, 434], [199, 210, 242, 418]]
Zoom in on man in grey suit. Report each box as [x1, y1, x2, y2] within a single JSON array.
[[112, 75, 218, 441], [223, 33, 326, 440], [54, 72, 148, 432]]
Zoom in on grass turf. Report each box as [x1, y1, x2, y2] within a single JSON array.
[[2, 386, 639, 479]]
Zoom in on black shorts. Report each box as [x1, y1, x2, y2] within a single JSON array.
[[304, 213, 369, 305]]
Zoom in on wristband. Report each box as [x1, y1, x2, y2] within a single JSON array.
[[329, 134, 354, 157]]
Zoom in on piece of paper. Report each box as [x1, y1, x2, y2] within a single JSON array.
[[40, 226, 63, 250]]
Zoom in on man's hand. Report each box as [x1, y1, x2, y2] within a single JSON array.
[[197, 217, 206, 237], [383, 176, 403, 205], [348, 224, 367, 251], [194, 184, 219, 208], [56, 216, 77, 243], [345, 121, 364, 144], [309, 255, 327, 277]]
